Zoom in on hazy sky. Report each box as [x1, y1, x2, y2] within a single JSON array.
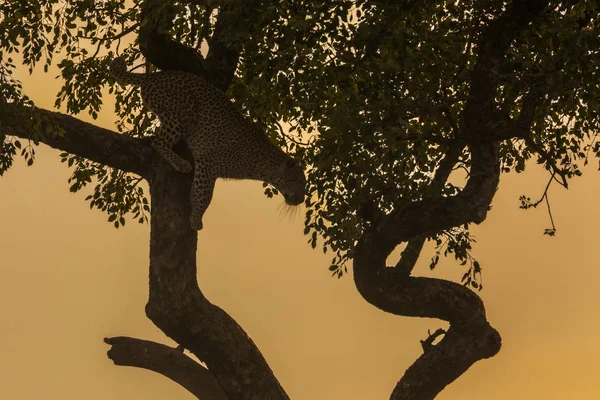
[[1, 56, 599, 400]]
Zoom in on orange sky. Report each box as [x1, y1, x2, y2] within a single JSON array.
[[1, 56, 599, 400]]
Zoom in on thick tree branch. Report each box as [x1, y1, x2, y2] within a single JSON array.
[[105, 336, 228, 400], [353, 1, 550, 399], [463, 0, 549, 140], [1, 103, 155, 178], [134, 2, 286, 398], [138, 0, 242, 91], [203, 5, 241, 91], [144, 158, 289, 400], [138, 0, 210, 79]]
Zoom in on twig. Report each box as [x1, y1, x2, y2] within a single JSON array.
[[521, 172, 559, 234], [78, 22, 140, 43], [274, 120, 308, 147], [544, 190, 556, 233], [584, 130, 599, 166], [420, 328, 446, 353], [530, 172, 554, 208], [524, 135, 569, 189]]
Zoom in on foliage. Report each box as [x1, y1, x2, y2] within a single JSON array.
[[230, 0, 599, 277], [0, 0, 598, 276]]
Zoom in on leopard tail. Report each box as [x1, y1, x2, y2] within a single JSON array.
[[109, 57, 147, 87]]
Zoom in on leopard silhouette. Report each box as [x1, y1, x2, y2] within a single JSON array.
[[110, 57, 305, 230]]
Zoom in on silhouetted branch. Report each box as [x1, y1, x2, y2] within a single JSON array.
[[203, 4, 241, 91], [1, 103, 155, 178], [137, 0, 248, 91], [524, 135, 569, 188], [138, 0, 210, 80], [354, 1, 550, 399], [420, 328, 446, 353], [105, 336, 229, 400]]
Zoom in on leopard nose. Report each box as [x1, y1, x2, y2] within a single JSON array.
[[285, 193, 304, 206]]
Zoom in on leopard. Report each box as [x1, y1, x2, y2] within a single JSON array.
[[110, 57, 306, 231]]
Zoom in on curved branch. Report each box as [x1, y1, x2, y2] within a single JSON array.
[[105, 336, 228, 400], [1, 103, 155, 178], [353, 1, 550, 398], [355, 142, 500, 322]]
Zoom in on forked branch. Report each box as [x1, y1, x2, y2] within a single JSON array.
[[105, 336, 228, 400]]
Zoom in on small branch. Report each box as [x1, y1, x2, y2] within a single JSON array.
[[420, 328, 446, 353], [78, 22, 140, 43], [442, 107, 460, 137], [521, 171, 558, 234], [396, 131, 458, 146], [131, 175, 144, 189], [530, 172, 554, 208], [275, 120, 307, 147], [544, 190, 556, 233], [524, 135, 569, 189], [105, 336, 228, 400], [584, 130, 599, 166]]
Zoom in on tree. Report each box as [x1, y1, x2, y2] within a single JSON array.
[[0, 0, 598, 399]]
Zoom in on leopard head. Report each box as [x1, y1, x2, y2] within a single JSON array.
[[273, 158, 306, 206]]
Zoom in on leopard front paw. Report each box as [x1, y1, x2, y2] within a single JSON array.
[[189, 215, 204, 231]]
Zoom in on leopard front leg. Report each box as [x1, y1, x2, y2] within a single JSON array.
[[152, 120, 192, 173], [189, 161, 216, 231]]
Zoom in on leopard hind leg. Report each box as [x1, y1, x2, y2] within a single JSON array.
[[189, 159, 216, 231], [152, 119, 193, 173]]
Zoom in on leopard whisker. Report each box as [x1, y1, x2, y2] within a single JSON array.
[[277, 201, 299, 223]]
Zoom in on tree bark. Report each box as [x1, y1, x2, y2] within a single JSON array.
[[144, 154, 290, 400], [105, 336, 229, 400]]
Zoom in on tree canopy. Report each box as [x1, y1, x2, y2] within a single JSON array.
[[0, 0, 598, 399]]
